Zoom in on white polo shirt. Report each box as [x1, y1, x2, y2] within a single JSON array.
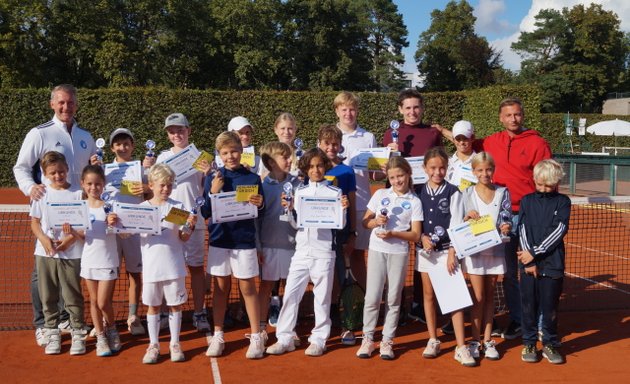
[[81, 206, 119, 269]]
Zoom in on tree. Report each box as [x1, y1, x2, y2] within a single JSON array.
[[415, 0, 500, 91]]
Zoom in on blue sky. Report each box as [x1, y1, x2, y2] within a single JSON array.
[[393, 0, 630, 73]]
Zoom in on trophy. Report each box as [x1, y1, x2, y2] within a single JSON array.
[[101, 191, 114, 234], [338, 145, 346, 161], [500, 199, 512, 243], [49, 225, 61, 250], [182, 196, 205, 235], [294, 138, 304, 160], [389, 120, 401, 157], [95, 138, 106, 163], [279, 182, 294, 222], [419, 225, 445, 258], [145, 139, 156, 158], [377, 207, 389, 234]]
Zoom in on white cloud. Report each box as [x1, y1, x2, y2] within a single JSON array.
[[491, 0, 630, 71], [474, 0, 518, 35]]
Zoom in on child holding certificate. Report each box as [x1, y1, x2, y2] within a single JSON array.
[[201, 131, 265, 359], [66, 165, 121, 357], [266, 148, 349, 357], [461, 152, 510, 361], [140, 163, 196, 364], [29, 151, 86, 355], [414, 148, 474, 367], [356, 156, 422, 360]]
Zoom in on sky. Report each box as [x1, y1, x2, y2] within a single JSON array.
[[392, 0, 630, 73]]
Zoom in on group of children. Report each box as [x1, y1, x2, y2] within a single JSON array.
[[29, 91, 570, 367]]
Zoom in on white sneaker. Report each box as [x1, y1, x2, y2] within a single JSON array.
[[205, 333, 225, 357], [293, 335, 301, 348], [192, 310, 211, 332], [106, 327, 121, 353], [35, 328, 48, 347], [422, 338, 441, 358], [379, 339, 395, 360], [58, 319, 72, 334], [96, 333, 112, 357], [468, 340, 481, 359], [245, 333, 264, 359], [170, 343, 185, 362], [483, 340, 500, 360], [266, 341, 295, 355], [70, 328, 87, 355], [304, 342, 326, 357], [127, 315, 146, 336], [143, 344, 160, 364], [454, 345, 477, 367], [356, 337, 375, 358], [44, 329, 61, 355], [260, 329, 269, 346]]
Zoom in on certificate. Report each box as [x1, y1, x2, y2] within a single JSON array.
[[209, 191, 258, 224], [46, 201, 91, 230], [452, 164, 477, 191], [407, 156, 428, 184], [113, 202, 160, 235], [447, 217, 502, 259], [104, 161, 142, 195], [296, 196, 344, 229], [160, 144, 201, 182], [351, 147, 391, 171], [428, 265, 473, 314]]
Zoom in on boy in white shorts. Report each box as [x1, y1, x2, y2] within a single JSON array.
[[201, 131, 265, 359], [140, 163, 197, 364]]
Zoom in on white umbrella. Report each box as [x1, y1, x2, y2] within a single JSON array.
[[586, 119, 630, 136]]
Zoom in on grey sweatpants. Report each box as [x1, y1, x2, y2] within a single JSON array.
[[36, 256, 84, 329]]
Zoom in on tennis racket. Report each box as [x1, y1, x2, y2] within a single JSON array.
[[339, 267, 365, 331]]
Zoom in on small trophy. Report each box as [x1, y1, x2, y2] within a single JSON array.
[[279, 182, 294, 222], [419, 225, 445, 258], [101, 191, 114, 234], [182, 196, 205, 235], [389, 120, 401, 157], [338, 145, 346, 161], [95, 138, 106, 163], [145, 139, 156, 158], [294, 138, 304, 160], [500, 199, 512, 243], [377, 207, 389, 234], [49, 226, 61, 250]]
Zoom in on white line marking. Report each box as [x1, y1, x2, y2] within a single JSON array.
[[567, 242, 630, 261], [565, 272, 630, 295], [210, 357, 222, 384]]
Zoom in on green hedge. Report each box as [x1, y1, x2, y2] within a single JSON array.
[[1, 85, 543, 187]]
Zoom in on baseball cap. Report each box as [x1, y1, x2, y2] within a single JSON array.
[[228, 116, 253, 132], [164, 113, 189, 129], [452, 120, 474, 139], [109, 128, 134, 145]]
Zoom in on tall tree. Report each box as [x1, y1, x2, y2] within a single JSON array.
[[415, 0, 500, 91]]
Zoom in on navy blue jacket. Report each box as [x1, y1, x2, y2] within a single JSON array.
[[201, 166, 264, 249], [518, 191, 571, 278]]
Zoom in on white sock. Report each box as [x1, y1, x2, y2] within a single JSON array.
[[214, 330, 224, 340], [169, 311, 182, 346], [147, 314, 160, 345]]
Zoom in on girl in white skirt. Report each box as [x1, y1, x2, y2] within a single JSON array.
[[461, 152, 510, 360]]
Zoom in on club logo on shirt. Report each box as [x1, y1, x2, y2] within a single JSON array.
[[381, 197, 391, 206], [89, 214, 96, 223], [438, 198, 450, 213], [401, 201, 411, 210], [80, 140, 87, 149], [55, 141, 62, 147]]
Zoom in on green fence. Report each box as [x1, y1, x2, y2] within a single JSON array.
[[555, 154, 630, 196]]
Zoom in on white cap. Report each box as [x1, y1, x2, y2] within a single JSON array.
[[452, 120, 474, 139], [228, 116, 253, 132], [164, 113, 189, 129], [109, 128, 134, 145]]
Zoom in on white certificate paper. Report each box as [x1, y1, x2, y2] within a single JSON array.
[[160, 144, 201, 182], [407, 156, 428, 185], [104, 160, 142, 190], [113, 202, 160, 235], [351, 147, 391, 171], [297, 196, 344, 229], [46, 201, 91, 230], [447, 220, 502, 259], [428, 265, 473, 314], [209, 191, 258, 224]]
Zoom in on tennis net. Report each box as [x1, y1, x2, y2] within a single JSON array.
[[1, 196, 629, 330]]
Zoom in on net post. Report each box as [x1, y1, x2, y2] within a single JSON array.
[[610, 163, 617, 196]]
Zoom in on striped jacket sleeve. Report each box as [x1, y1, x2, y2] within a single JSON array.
[[519, 196, 571, 259]]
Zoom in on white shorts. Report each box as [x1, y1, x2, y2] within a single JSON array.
[[183, 229, 206, 267], [80, 267, 119, 281], [117, 234, 142, 273], [354, 210, 370, 250], [142, 277, 188, 307], [261, 247, 294, 281], [207, 246, 259, 279], [416, 249, 448, 273]]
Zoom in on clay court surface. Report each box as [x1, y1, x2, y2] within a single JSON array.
[[1, 188, 629, 383]]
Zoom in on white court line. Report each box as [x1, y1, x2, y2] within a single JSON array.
[[565, 272, 630, 295], [567, 242, 630, 261], [210, 357, 222, 384]]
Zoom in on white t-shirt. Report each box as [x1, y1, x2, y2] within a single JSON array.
[[157, 148, 205, 222], [81, 206, 119, 269], [446, 151, 477, 191], [29, 187, 84, 259], [367, 187, 423, 254], [341, 125, 377, 210], [139, 198, 187, 283]]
